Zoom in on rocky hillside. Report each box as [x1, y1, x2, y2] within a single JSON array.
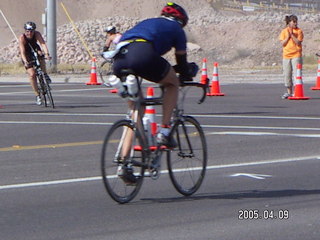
[[0, 0, 320, 68]]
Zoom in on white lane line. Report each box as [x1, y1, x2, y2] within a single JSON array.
[[2, 121, 320, 136], [0, 121, 112, 125], [0, 177, 101, 190], [4, 113, 320, 121], [3, 113, 126, 117], [230, 173, 273, 180], [193, 114, 320, 121], [0, 155, 319, 191], [2, 120, 320, 132], [0, 84, 30, 88], [0, 83, 86, 88], [0, 88, 106, 95], [203, 125, 320, 131], [209, 131, 320, 138]]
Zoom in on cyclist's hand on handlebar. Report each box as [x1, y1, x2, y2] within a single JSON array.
[[179, 74, 193, 82], [187, 62, 199, 77], [174, 62, 199, 76], [24, 61, 32, 68], [174, 62, 199, 83]]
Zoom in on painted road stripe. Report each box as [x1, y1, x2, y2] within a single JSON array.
[[0, 155, 319, 191], [0, 141, 102, 152], [4, 112, 320, 121], [1, 130, 320, 152], [0, 88, 105, 95], [0, 121, 112, 125], [209, 131, 320, 138], [2, 120, 320, 132]]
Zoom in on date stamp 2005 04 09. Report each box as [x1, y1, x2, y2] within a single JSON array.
[[238, 209, 289, 220]]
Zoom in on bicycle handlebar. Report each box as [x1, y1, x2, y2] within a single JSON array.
[[141, 81, 207, 107], [180, 81, 207, 104]]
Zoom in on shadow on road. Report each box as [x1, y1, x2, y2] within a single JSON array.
[[140, 189, 320, 204]]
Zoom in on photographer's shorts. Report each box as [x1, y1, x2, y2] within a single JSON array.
[[113, 42, 170, 83]]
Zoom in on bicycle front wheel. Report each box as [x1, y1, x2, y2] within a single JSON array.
[[37, 74, 47, 107], [101, 119, 145, 204], [44, 78, 55, 108], [167, 116, 207, 196], [99, 60, 113, 86], [38, 73, 55, 108]]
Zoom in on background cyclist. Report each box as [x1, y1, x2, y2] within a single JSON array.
[[19, 21, 52, 105], [103, 26, 122, 52], [112, 2, 195, 147]]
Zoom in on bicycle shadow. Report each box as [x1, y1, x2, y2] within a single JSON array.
[[139, 188, 320, 204]]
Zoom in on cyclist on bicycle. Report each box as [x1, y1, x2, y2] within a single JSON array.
[[19, 21, 52, 105], [103, 26, 122, 52], [112, 2, 195, 147]]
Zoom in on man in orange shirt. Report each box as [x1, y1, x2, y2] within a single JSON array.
[[279, 15, 304, 99]]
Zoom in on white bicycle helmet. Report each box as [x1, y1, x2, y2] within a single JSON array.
[[104, 26, 116, 34]]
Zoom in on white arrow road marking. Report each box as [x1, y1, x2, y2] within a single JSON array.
[[230, 173, 272, 180]]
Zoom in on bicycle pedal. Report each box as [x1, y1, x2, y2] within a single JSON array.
[[150, 168, 160, 180]]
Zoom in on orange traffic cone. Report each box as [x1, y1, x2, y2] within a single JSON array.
[[207, 62, 225, 96], [288, 63, 310, 100], [200, 58, 209, 85], [145, 87, 157, 136], [86, 57, 101, 85], [311, 60, 320, 90], [135, 87, 158, 151]]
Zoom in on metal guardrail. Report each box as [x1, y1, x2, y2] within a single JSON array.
[[209, 0, 318, 13]]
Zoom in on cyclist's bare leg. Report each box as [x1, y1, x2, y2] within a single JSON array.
[[121, 98, 145, 158], [158, 66, 179, 125], [27, 68, 39, 96]]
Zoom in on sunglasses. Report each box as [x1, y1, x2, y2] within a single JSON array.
[[25, 29, 35, 33]]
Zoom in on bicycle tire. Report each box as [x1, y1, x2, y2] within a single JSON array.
[[44, 76, 55, 108], [101, 119, 145, 204], [99, 60, 113, 86], [37, 74, 48, 107], [167, 116, 207, 196]]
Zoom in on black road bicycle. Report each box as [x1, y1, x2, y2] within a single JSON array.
[[101, 70, 208, 204], [29, 45, 54, 108]]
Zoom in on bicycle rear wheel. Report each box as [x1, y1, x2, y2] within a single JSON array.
[[101, 119, 145, 204], [167, 116, 207, 196]]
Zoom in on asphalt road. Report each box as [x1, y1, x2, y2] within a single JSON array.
[[1, 79, 320, 239]]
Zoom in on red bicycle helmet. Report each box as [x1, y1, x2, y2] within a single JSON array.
[[161, 2, 188, 27]]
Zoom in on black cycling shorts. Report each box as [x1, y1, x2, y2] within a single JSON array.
[[113, 42, 170, 83]]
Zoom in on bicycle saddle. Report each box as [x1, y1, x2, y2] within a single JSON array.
[[120, 69, 136, 76]]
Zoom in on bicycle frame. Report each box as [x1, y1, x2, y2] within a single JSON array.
[[122, 75, 208, 173], [122, 76, 164, 174]]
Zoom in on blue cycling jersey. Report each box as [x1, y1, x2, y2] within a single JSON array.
[[120, 17, 187, 56]]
